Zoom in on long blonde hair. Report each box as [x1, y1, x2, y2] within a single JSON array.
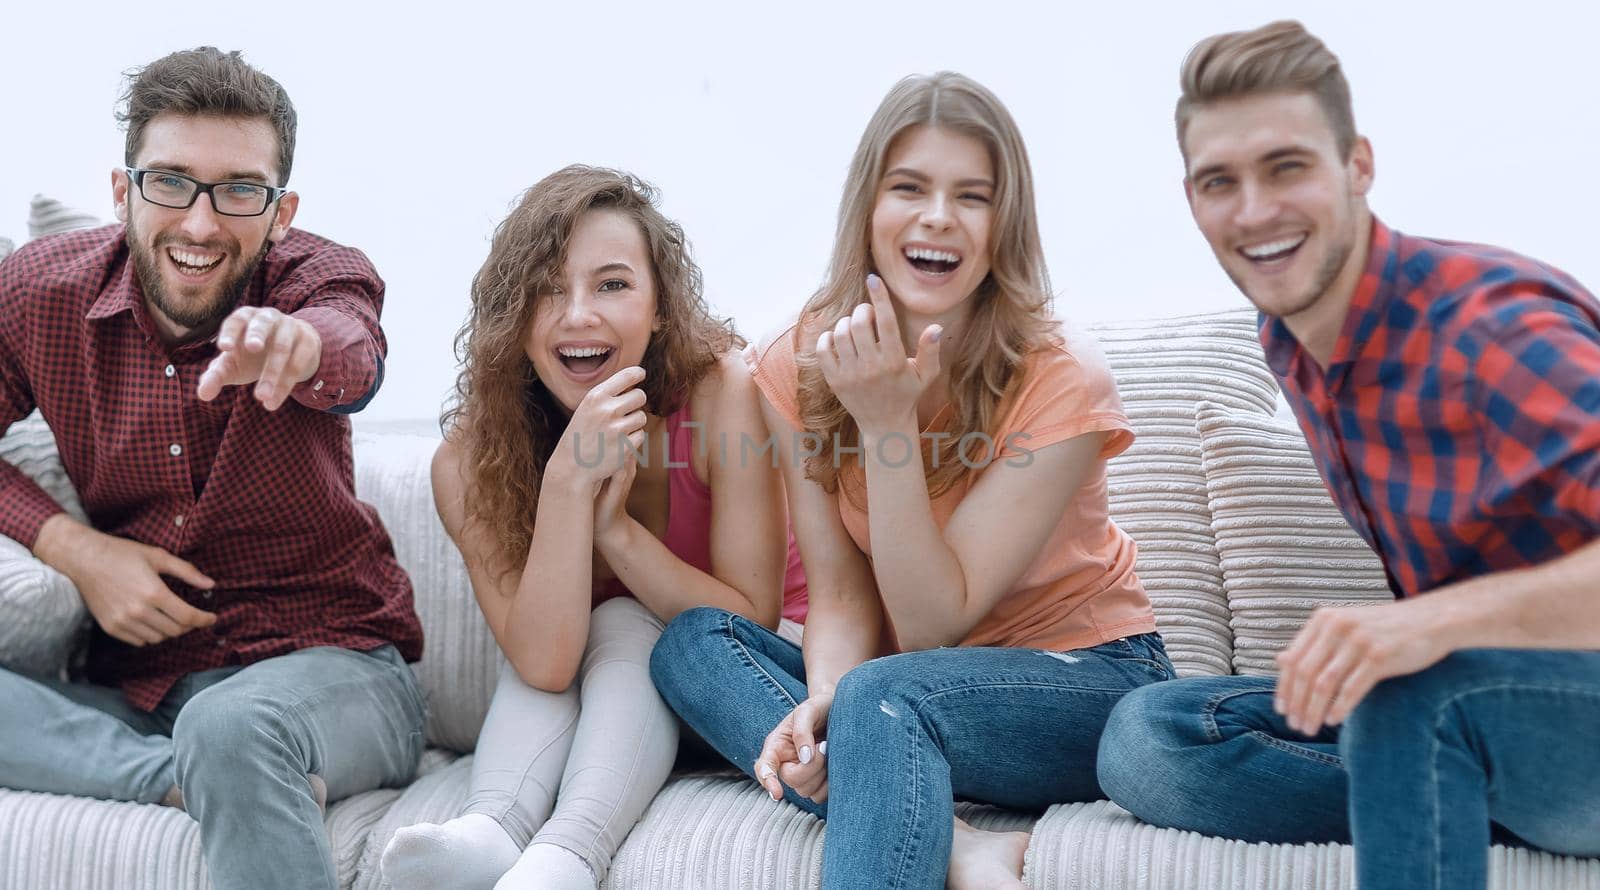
[[797, 71, 1058, 498]]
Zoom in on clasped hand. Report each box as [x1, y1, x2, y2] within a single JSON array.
[[754, 691, 834, 804]]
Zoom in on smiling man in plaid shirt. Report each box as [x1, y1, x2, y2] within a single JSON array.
[[0, 49, 425, 890], [1097, 20, 1600, 889]]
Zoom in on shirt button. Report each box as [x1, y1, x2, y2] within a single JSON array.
[[164, 364, 176, 378], [169, 443, 183, 457], [173, 514, 186, 528], [202, 590, 213, 599]]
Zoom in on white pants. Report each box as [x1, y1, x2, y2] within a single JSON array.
[[463, 597, 674, 880]]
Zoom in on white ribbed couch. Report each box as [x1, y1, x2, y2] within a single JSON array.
[[2, 294, 1597, 887]]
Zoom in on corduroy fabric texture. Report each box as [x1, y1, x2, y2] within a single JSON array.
[[1194, 404, 1392, 675], [1091, 310, 1279, 677]]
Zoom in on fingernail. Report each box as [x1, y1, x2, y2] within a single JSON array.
[[817, 741, 827, 757], [799, 746, 812, 765], [866, 273, 881, 288], [757, 763, 774, 779], [930, 326, 943, 342]]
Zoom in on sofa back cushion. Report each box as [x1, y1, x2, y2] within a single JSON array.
[[352, 432, 501, 753], [0, 413, 92, 678], [1088, 309, 1279, 676], [1195, 404, 1393, 675]]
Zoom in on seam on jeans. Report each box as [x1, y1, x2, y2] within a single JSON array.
[[1248, 730, 1343, 766], [481, 701, 580, 842], [723, 612, 801, 711], [888, 694, 926, 890], [1200, 684, 1276, 745], [1417, 681, 1600, 886], [272, 657, 422, 779], [567, 638, 671, 877]]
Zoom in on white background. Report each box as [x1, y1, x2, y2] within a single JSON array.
[[4, 0, 1596, 423]]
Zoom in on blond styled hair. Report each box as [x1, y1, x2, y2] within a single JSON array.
[[1176, 20, 1355, 160], [796, 71, 1057, 500]]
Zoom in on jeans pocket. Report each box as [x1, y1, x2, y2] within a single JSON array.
[[1095, 634, 1175, 682]]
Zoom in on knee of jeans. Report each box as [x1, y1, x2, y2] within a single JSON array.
[[1344, 651, 1499, 750], [831, 656, 917, 723], [650, 607, 728, 698], [1096, 682, 1213, 816], [172, 685, 298, 780]]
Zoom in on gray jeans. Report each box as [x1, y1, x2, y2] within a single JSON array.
[[463, 596, 676, 880], [0, 644, 427, 890]]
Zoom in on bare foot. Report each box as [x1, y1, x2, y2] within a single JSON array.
[[947, 817, 1029, 890]]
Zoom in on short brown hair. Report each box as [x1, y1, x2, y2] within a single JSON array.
[[117, 47, 297, 185], [1176, 20, 1355, 160]]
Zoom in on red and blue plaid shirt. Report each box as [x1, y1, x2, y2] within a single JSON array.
[[0, 225, 423, 709], [1262, 217, 1600, 597]]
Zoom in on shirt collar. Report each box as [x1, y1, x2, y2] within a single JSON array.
[[85, 232, 143, 322], [1260, 216, 1397, 384]]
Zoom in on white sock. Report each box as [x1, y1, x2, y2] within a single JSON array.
[[381, 813, 521, 890], [494, 842, 598, 890]]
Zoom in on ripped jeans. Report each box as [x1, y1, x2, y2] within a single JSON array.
[[650, 607, 1173, 890]]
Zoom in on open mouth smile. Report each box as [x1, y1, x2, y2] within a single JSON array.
[[554, 343, 616, 381], [903, 245, 963, 277], [166, 246, 226, 278], [1237, 234, 1308, 266]]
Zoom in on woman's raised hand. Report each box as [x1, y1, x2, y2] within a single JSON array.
[[545, 365, 648, 493], [815, 275, 942, 435]]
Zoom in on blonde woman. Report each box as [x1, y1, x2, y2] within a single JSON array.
[[651, 73, 1172, 889], [382, 167, 806, 890]]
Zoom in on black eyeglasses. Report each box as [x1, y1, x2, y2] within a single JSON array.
[[125, 168, 288, 218]]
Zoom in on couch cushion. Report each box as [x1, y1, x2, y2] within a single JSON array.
[[0, 412, 92, 678], [1026, 799, 1599, 889], [352, 750, 470, 890], [355, 761, 1034, 890], [352, 433, 502, 754], [1089, 309, 1279, 677], [0, 782, 398, 890], [1194, 404, 1392, 676], [0, 235, 14, 262], [28, 194, 105, 238]]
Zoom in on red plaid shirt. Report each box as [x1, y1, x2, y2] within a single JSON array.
[[1263, 217, 1600, 597], [0, 225, 423, 709]]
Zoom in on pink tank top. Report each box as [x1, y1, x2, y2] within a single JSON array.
[[596, 403, 809, 622]]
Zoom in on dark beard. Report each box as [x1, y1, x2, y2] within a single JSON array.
[[128, 220, 273, 338]]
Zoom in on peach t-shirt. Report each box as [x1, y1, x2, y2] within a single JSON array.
[[748, 322, 1156, 653]]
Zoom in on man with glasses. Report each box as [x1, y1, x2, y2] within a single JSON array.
[[0, 48, 425, 890]]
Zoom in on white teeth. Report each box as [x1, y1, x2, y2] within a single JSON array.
[[1241, 235, 1307, 259], [167, 248, 222, 270], [557, 346, 612, 358], [904, 247, 961, 264]]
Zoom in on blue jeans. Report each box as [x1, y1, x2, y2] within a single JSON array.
[[1098, 650, 1600, 890], [1344, 649, 1600, 889], [651, 606, 1173, 890], [0, 644, 427, 890]]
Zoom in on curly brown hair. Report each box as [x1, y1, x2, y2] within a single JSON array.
[[797, 72, 1058, 502], [443, 165, 740, 574]]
